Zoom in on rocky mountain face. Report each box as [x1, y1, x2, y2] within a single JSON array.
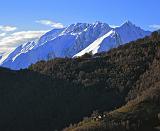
[[0, 21, 151, 70]]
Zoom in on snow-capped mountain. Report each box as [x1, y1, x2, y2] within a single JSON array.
[[74, 21, 151, 57], [74, 30, 121, 57], [0, 21, 151, 70]]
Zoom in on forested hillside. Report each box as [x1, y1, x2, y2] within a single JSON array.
[[0, 32, 159, 131]]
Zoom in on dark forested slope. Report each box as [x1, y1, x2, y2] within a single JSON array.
[[0, 32, 160, 131]]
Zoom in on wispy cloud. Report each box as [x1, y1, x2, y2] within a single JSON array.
[[0, 20, 63, 54], [149, 24, 160, 30], [0, 25, 17, 32], [0, 33, 6, 37], [0, 30, 48, 54], [36, 20, 64, 29]]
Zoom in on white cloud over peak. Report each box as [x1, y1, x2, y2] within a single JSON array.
[[0, 33, 6, 37], [0, 25, 17, 32], [0, 30, 48, 54], [149, 24, 160, 30], [0, 20, 63, 54], [36, 20, 64, 29]]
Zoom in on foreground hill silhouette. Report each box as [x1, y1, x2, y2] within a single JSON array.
[[0, 31, 160, 131]]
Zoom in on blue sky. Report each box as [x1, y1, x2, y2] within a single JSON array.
[[0, 0, 160, 54]]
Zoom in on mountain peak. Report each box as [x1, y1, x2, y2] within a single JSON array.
[[94, 21, 109, 26], [122, 20, 135, 27], [93, 21, 111, 31], [63, 23, 90, 34]]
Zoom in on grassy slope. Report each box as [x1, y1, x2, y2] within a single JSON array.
[[64, 87, 160, 131]]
